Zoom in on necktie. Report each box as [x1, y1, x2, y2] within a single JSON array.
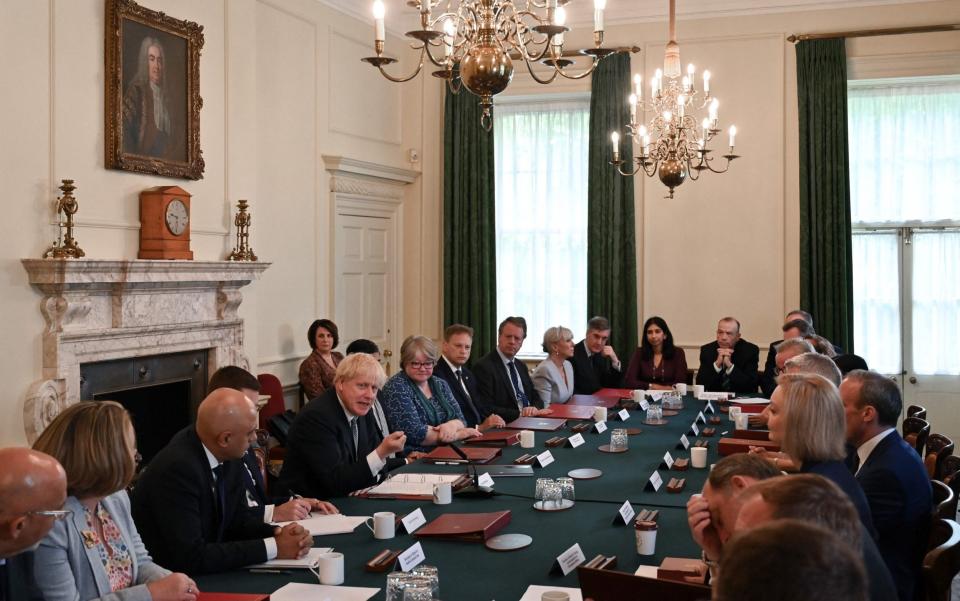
[[350, 417, 359, 461], [212, 464, 227, 542], [508, 360, 530, 407], [456, 369, 482, 426]]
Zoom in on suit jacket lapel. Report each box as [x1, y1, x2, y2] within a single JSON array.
[[69, 497, 113, 595]]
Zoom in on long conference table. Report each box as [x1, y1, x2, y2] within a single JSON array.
[[196, 391, 723, 600]]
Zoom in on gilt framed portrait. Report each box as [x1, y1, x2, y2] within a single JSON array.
[[105, 0, 205, 179]]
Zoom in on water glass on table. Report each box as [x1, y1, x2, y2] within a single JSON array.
[[387, 573, 433, 601], [556, 477, 575, 502], [410, 565, 439, 599], [610, 428, 629, 451]]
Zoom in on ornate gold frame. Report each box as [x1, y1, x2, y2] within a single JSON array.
[[104, 0, 204, 180]]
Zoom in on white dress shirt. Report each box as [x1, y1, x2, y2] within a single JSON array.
[[855, 427, 895, 475]]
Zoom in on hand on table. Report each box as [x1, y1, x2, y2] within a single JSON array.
[[273, 498, 313, 521], [146, 572, 198, 601], [275, 522, 312, 559], [479, 414, 506, 430], [308, 499, 339, 514]]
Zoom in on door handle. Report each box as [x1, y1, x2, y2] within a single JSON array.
[[909, 376, 917, 384]]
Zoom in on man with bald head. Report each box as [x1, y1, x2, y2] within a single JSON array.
[[0, 447, 67, 600], [132, 388, 313, 575]]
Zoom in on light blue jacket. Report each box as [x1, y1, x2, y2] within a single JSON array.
[[34, 490, 171, 601]]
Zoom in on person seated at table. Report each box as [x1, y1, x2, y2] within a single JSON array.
[[735, 475, 897, 601], [686, 454, 781, 574], [569, 316, 623, 394], [753, 374, 874, 533], [532, 326, 576, 406], [805, 333, 838, 358], [33, 401, 199, 601], [434, 324, 506, 431], [473, 316, 550, 422], [751, 349, 840, 428], [696, 316, 760, 395], [345, 338, 382, 360], [714, 520, 867, 601], [131, 388, 313, 575], [624, 316, 688, 390], [279, 353, 409, 498], [760, 311, 815, 397], [207, 366, 334, 522], [379, 335, 482, 453], [298, 318, 344, 400]]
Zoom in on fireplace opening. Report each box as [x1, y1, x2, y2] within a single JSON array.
[[80, 350, 208, 464]]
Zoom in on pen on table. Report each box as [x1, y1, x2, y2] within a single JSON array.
[[249, 568, 292, 574]]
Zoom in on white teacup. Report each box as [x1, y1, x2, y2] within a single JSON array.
[[593, 407, 608, 423], [433, 482, 452, 505], [520, 429, 536, 448], [316, 552, 344, 585], [691, 447, 708, 469], [674, 383, 688, 395], [692, 384, 705, 399], [365, 511, 395, 539]]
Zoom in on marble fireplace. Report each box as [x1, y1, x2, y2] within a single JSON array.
[[20, 259, 269, 442]]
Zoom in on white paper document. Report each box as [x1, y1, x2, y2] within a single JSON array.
[[519, 585, 583, 601], [276, 514, 369, 536], [247, 546, 332, 569], [271, 582, 380, 601], [731, 397, 771, 405], [634, 564, 660, 578], [365, 473, 461, 496]]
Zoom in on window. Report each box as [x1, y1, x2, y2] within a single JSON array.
[[848, 77, 960, 377], [494, 96, 590, 356]]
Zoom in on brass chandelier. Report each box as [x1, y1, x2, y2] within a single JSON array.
[[610, 0, 739, 198], [363, 0, 617, 129]]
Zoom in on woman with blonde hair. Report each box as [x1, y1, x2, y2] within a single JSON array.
[[33, 401, 198, 601], [764, 373, 874, 533], [532, 326, 576, 406]]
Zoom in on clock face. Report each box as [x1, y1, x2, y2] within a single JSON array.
[[165, 199, 189, 236]]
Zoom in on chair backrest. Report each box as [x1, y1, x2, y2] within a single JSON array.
[[267, 409, 297, 446], [903, 417, 932, 457], [578, 567, 711, 601], [932, 480, 958, 521], [256, 373, 286, 430], [923, 518, 960, 601], [941, 456, 960, 487], [926, 435, 955, 480], [908, 405, 928, 420]]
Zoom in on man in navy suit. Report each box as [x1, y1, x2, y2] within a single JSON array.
[[841, 370, 932, 601], [696, 317, 760, 394], [569, 316, 624, 394], [473, 316, 549, 423], [434, 324, 505, 431]]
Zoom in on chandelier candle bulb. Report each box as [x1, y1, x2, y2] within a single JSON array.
[[681, 75, 689, 91], [444, 20, 456, 58], [709, 98, 719, 125], [677, 95, 685, 119], [553, 7, 566, 47], [611, 132, 620, 161], [372, 0, 385, 43], [643, 134, 650, 155], [634, 74, 643, 102], [703, 70, 711, 94], [629, 94, 638, 123], [729, 125, 737, 148], [664, 110, 672, 123], [594, 0, 606, 32]]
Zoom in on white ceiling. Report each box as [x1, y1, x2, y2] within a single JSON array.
[[318, 0, 936, 31]]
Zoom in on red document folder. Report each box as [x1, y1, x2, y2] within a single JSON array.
[[718, 437, 781, 456], [414, 510, 511, 542], [595, 388, 635, 399], [421, 446, 501, 464], [569, 394, 620, 408], [504, 417, 567, 431], [543, 404, 599, 420], [463, 430, 521, 446]]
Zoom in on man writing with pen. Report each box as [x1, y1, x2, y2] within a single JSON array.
[[278, 353, 411, 498]]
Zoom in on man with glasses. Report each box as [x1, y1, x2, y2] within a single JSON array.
[[0, 447, 68, 601]]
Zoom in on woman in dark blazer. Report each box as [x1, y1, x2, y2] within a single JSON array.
[[624, 316, 688, 390], [33, 401, 197, 601]]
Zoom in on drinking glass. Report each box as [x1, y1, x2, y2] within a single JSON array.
[[410, 565, 439, 599], [387, 574, 432, 601], [556, 477, 575, 502], [610, 429, 629, 451], [403, 585, 434, 601], [535, 478, 553, 502], [543, 480, 563, 508]]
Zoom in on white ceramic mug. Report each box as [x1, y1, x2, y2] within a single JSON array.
[[316, 551, 344, 585], [692, 384, 705, 399], [520, 429, 535, 448], [735, 413, 750, 431], [433, 481, 452, 505], [593, 407, 608, 423], [631, 390, 644, 404], [365, 511, 395, 539], [691, 446, 708, 469], [728, 406, 742, 422], [674, 382, 688, 395]]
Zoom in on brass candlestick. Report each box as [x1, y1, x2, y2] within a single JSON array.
[[227, 199, 258, 261], [43, 179, 85, 259]]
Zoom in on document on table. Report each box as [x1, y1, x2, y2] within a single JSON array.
[[271, 582, 379, 600], [519, 585, 583, 601], [366, 473, 462, 497], [731, 397, 771, 405], [247, 547, 332, 569], [634, 564, 659, 578], [275, 514, 368, 536]]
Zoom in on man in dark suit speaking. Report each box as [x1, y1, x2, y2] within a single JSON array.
[[841, 370, 931, 601], [434, 324, 505, 431], [278, 353, 407, 498], [473, 316, 549, 423], [696, 316, 760, 394], [569, 316, 623, 394], [132, 388, 313, 575]]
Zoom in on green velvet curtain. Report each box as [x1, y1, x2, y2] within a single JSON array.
[[443, 88, 497, 361], [587, 53, 638, 359], [797, 39, 854, 352]]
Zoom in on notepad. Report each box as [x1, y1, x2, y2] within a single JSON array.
[[275, 514, 368, 536], [271, 582, 380, 601], [246, 546, 332, 570]]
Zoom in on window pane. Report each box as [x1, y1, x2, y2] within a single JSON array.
[[494, 98, 589, 355], [852, 233, 901, 374], [848, 78, 960, 223], [912, 232, 960, 375]]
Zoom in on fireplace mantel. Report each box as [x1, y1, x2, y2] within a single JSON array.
[[21, 259, 270, 441]]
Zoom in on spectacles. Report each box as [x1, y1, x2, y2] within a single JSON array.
[[408, 361, 435, 370], [27, 509, 72, 521]]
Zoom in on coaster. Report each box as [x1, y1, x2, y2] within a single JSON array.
[[661, 410, 680, 417], [568, 468, 603, 480], [485, 533, 533, 551], [533, 499, 575, 512], [598, 444, 628, 454], [642, 419, 669, 426], [625, 428, 643, 436]]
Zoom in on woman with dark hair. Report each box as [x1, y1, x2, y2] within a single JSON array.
[[299, 319, 344, 400], [624, 316, 688, 390]]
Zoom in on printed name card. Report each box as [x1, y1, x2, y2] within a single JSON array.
[[400, 508, 426, 534], [477, 472, 495, 488], [568, 433, 585, 448], [644, 470, 664, 492], [595, 421, 608, 434], [677, 434, 691, 450], [537, 450, 555, 468], [552, 543, 586, 576], [614, 500, 635, 526], [397, 542, 426, 572], [689, 422, 700, 436], [705, 401, 716, 414], [618, 409, 630, 421], [661, 451, 675, 470], [639, 399, 650, 411], [697, 411, 707, 424]]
